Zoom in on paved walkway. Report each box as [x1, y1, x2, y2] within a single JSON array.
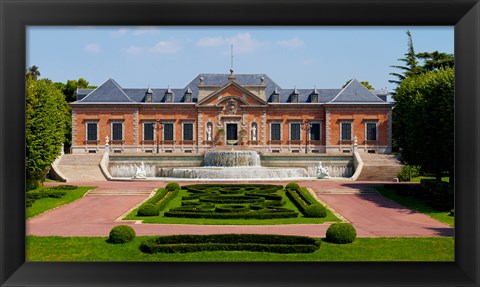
[[27, 180, 454, 238]]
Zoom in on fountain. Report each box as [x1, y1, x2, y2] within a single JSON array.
[[108, 148, 354, 180], [204, 150, 260, 167]]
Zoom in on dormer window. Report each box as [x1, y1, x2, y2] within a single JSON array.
[[291, 87, 299, 103], [271, 86, 279, 103], [165, 87, 174, 103], [184, 87, 193, 102], [311, 87, 319, 102], [145, 87, 154, 102], [291, 94, 298, 103]]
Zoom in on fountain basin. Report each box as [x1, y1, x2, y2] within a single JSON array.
[[159, 167, 309, 180], [204, 150, 260, 167]]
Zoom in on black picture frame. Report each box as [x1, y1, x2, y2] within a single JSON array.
[[1, 0, 479, 286]]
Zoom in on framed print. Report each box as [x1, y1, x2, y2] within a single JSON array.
[[1, 0, 479, 286]]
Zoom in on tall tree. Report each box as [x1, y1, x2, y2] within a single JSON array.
[[26, 65, 41, 80], [63, 78, 90, 102], [26, 76, 70, 189], [416, 51, 454, 72], [392, 67, 454, 182], [389, 30, 421, 85]]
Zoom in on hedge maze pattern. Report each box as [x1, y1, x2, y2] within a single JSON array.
[[163, 184, 299, 219]]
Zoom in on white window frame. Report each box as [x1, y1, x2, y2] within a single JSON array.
[[163, 122, 175, 141], [85, 121, 99, 142], [270, 122, 282, 141], [365, 121, 378, 142], [110, 121, 124, 142], [289, 122, 302, 141], [182, 121, 195, 141], [142, 121, 155, 141], [340, 120, 353, 141]]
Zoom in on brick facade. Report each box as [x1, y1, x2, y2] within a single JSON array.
[[71, 74, 392, 154]]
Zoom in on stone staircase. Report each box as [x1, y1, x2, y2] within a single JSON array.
[[356, 153, 403, 182], [56, 154, 107, 182]]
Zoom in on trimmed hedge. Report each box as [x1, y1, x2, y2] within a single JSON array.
[[107, 225, 136, 244], [286, 182, 300, 191], [136, 188, 180, 216], [140, 234, 320, 254], [164, 210, 298, 219], [26, 189, 68, 207], [325, 223, 356, 244], [304, 205, 327, 218], [137, 204, 159, 216], [286, 187, 327, 218], [165, 182, 181, 191], [163, 184, 298, 220]]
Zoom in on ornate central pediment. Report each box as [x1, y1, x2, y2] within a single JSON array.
[[196, 81, 268, 107]]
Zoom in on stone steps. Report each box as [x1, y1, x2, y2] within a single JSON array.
[[56, 154, 106, 182], [357, 153, 403, 182]]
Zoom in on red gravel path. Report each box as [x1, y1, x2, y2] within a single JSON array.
[[29, 180, 453, 238]]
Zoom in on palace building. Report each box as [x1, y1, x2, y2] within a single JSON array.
[[71, 71, 392, 154]]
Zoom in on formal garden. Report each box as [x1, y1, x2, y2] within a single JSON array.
[[123, 182, 340, 225]]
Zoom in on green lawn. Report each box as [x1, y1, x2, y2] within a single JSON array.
[[26, 236, 454, 261], [411, 176, 450, 183], [374, 186, 454, 227], [123, 188, 341, 225], [26, 186, 94, 218]]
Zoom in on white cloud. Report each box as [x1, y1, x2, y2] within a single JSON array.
[[124, 40, 181, 55], [276, 37, 304, 48], [148, 40, 181, 53], [195, 33, 266, 53], [196, 36, 225, 47], [133, 27, 159, 36], [225, 33, 265, 53], [125, 45, 144, 55], [84, 43, 101, 54], [116, 28, 129, 35]]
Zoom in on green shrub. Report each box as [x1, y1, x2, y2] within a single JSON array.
[[326, 223, 357, 244], [137, 204, 159, 216], [304, 204, 327, 218], [420, 180, 454, 211], [140, 234, 320, 254], [164, 210, 298, 219], [165, 182, 181, 191], [286, 182, 300, 191], [397, 165, 421, 182], [107, 225, 136, 244]]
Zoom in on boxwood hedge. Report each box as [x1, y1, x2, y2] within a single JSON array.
[[286, 187, 327, 218], [140, 234, 320, 254]]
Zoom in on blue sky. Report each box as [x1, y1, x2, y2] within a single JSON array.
[[27, 26, 453, 92]]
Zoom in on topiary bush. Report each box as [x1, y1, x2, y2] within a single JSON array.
[[165, 182, 181, 191], [326, 223, 357, 244], [107, 225, 136, 244], [286, 182, 300, 191], [137, 204, 159, 216], [397, 165, 421, 182], [303, 204, 327, 218]]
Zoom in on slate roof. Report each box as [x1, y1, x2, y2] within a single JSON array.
[[77, 78, 134, 103], [327, 79, 385, 103], [73, 74, 389, 104]]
